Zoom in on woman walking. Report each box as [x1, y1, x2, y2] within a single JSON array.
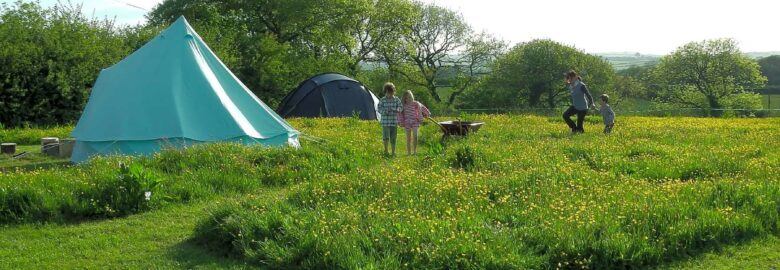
[[563, 70, 595, 133]]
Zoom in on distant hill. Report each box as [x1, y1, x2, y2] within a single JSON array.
[[363, 51, 780, 72], [596, 53, 660, 70], [746, 52, 780, 59], [597, 52, 780, 70]]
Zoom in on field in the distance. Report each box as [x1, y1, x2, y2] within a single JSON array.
[[1, 115, 779, 269], [763, 95, 780, 110]]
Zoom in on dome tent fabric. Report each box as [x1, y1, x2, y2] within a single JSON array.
[[277, 73, 380, 120], [70, 16, 299, 163]]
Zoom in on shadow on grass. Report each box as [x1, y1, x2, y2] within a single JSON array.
[[167, 238, 249, 269], [657, 235, 780, 270]]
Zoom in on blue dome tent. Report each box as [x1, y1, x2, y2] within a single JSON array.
[[277, 73, 380, 120]]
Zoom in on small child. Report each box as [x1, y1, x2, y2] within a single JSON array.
[[398, 90, 431, 155], [377, 83, 403, 156], [599, 94, 615, 134]]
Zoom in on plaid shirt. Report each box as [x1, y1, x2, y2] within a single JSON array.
[[378, 96, 403, 126]]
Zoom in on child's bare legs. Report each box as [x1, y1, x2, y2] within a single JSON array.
[[412, 127, 419, 155], [405, 128, 412, 155]]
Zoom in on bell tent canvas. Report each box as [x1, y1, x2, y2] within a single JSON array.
[[70, 16, 299, 163], [277, 73, 380, 120]]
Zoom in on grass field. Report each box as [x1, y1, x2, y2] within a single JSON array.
[[0, 145, 71, 171], [1, 115, 779, 269], [0, 126, 72, 145], [0, 126, 73, 170]]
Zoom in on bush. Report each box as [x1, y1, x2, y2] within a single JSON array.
[[192, 201, 314, 268], [450, 145, 481, 171], [722, 92, 764, 117], [0, 2, 134, 127], [0, 161, 165, 222], [0, 188, 51, 223], [0, 135, 368, 224], [75, 162, 164, 218], [0, 126, 73, 144]]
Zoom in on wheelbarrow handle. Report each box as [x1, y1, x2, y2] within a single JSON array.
[[426, 117, 447, 133]]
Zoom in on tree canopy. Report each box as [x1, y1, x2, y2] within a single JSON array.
[[145, 0, 358, 106], [652, 39, 766, 114], [458, 39, 614, 109], [758, 55, 780, 87], [0, 1, 133, 127], [0, 1, 773, 127]]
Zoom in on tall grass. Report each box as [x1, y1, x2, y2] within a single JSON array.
[[192, 115, 780, 269], [2, 116, 780, 268], [0, 118, 380, 223], [0, 126, 73, 145]]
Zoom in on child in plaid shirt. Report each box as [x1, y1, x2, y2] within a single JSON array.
[[377, 83, 403, 156]]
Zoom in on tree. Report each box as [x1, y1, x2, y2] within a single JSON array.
[[458, 39, 614, 109], [758, 55, 780, 87], [145, 1, 243, 67], [341, 0, 417, 76], [383, 2, 471, 103], [445, 33, 506, 105], [653, 39, 767, 115], [148, 0, 501, 109], [616, 64, 657, 100], [147, 0, 299, 106], [0, 1, 132, 127], [612, 75, 648, 106], [146, 0, 398, 107], [618, 64, 654, 80]]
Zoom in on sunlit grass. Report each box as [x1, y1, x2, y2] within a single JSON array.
[[2, 115, 779, 268], [193, 115, 780, 269]]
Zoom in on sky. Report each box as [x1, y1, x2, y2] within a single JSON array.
[[21, 0, 159, 25], [12, 0, 780, 55]]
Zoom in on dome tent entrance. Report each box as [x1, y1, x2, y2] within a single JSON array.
[[70, 16, 299, 163], [277, 73, 380, 120]]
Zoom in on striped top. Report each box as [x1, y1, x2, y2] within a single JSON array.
[[378, 96, 403, 126], [399, 101, 431, 129]]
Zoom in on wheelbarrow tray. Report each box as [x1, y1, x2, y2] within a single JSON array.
[[437, 121, 484, 136]]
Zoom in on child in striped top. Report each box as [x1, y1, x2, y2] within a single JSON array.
[[399, 90, 431, 155]]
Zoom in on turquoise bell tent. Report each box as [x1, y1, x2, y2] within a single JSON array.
[[70, 17, 299, 163]]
